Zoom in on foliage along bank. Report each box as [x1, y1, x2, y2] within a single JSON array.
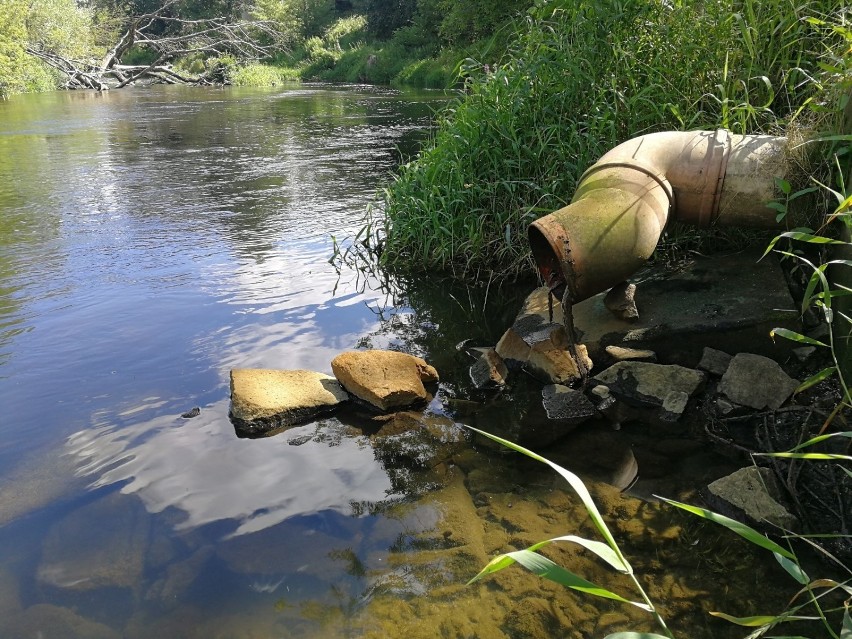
[[371, 0, 851, 281]]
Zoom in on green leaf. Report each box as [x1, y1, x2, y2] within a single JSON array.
[[842, 603, 851, 639], [657, 497, 796, 559], [769, 328, 828, 347], [709, 612, 818, 626], [503, 549, 652, 611], [466, 427, 631, 572], [762, 232, 847, 259], [764, 452, 852, 461], [767, 202, 787, 213], [785, 431, 852, 452], [773, 552, 808, 584], [776, 177, 792, 195], [796, 366, 838, 393]]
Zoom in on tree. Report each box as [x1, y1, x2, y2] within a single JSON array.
[[24, 0, 285, 90]]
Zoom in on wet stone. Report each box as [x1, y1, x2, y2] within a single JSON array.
[[706, 466, 799, 530], [592, 361, 705, 409], [229, 369, 348, 436], [604, 281, 639, 322], [469, 348, 508, 389], [332, 350, 438, 411], [697, 347, 732, 376], [718, 353, 799, 410], [541, 384, 596, 425]]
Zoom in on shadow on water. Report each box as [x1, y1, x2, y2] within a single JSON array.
[[0, 85, 822, 639]]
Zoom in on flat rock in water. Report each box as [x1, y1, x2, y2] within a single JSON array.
[[571, 251, 799, 364], [541, 384, 596, 425], [229, 369, 348, 436], [717, 353, 799, 410], [332, 350, 438, 411], [706, 466, 798, 530], [592, 361, 705, 409]]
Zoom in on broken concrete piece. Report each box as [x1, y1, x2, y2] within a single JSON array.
[[527, 336, 591, 385], [541, 385, 596, 425], [697, 347, 732, 376], [229, 369, 349, 436], [605, 345, 657, 362], [604, 281, 639, 321], [331, 350, 438, 411], [469, 348, 508, 389], [495, 314, 592, 385], [659, 390, 690, 422], [707, 466, 798, 530], [718, 353, 799, 410], [592, 362, 705, 409]]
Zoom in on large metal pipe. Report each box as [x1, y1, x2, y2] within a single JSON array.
[[529, 129, 790, 303]]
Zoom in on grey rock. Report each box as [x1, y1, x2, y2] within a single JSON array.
[[469, 348, 508, 389], [541, 385, 596, 425], [707, 466, 798, 530], [331, 350, 438, 411], [592, 361, 705, 409], [146, 546, 214, 608], [660, 390, 690, 420], [229, 369, 349, 435], [604, 281, 639, 322], [697, 347, 732, 376], [718, 353, 799, 410]]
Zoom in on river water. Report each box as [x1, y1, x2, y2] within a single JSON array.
[[0, 84, 800, 638]]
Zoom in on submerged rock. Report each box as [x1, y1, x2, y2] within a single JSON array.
[[718, 353, 799, 410], [37, 492, 149, 592], [229, 369, 349, 436], [331, 350, 439, 411], [592, 361, 705, 409], [3, 604, 120, 639], [541, 384, 596, 425], [706, 466, 798, 530]]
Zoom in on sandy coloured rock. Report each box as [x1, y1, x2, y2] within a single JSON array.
[[331, 350, 439, 411], [229, 369, 349, 436]]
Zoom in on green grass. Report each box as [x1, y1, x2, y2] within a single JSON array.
[[369, 0, 847, 281]]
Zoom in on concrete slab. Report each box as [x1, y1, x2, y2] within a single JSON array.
[[570, 250, 800, 366]]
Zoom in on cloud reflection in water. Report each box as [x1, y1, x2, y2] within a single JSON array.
[[67, 401, 395, 537]]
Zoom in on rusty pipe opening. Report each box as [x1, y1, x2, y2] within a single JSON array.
[[528, 130, 789, 303]]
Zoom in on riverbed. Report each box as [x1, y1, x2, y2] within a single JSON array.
[[0, 84, 801, 638]]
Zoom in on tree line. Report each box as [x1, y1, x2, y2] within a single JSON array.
[[0, 0, 532, 97]]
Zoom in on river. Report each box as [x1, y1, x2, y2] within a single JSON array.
[[0, 84, 797, 638]]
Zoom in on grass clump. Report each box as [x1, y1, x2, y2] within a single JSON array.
[[371, 0, 846, 281], [229, 63, 300, 86]]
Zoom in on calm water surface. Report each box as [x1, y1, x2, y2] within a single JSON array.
[[0, 85, 799, 638]]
